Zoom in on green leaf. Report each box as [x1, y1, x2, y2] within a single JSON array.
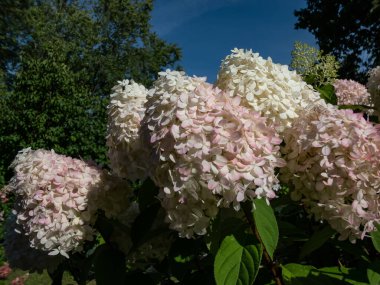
[[214, 233, 263, 285], [282, 264, 368, 285], [282, 264, 343, 285], [137, 178, 159, 211], [299, 225, 334, 258], [252, 198, 279, 259], [282, 263, 317, 285], [131, 203, 160, 245], [317, 84, 337, 105], [208, 211, 246, 256], [368, 260, 380, 285], [371, 224, 380, 253], [318, 266, 369, 285], [94, 244, 125, 285]]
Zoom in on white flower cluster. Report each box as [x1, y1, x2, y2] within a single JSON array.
[[281, 104, 380, 242], [142, 70, 213, 237], [7, 148, 104, 258], [216, 48, 323, 133], [141, 69, 207, 174], [143, 71, 285, 237], [107, 79, 149, 181]]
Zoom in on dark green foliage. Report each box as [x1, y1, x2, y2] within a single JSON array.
[[299, 225, 334, 259], [295, 0, 380, 82], [137, 178, 159, 211], [131, 203, 161, 246], [94, 244, 126, 285], [0, 0, 181, 185], [167, 237, 213, 284]]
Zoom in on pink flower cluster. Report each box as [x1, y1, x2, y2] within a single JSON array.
[[0, 263, 12, 279], [3, 148, 137, 270], [333, 79, 372, 106], [281, 105, 380, 242], [143, 71, 285, 237], [107, 79, 149, 181], [6, 148, 104, 258]]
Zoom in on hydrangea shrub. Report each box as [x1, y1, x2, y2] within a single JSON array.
[[1, 48, 380, 285]]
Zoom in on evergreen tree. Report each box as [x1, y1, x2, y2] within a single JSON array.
[[0, 0, 181, 185]]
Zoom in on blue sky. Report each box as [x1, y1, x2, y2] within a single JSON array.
[[151, 0, 316, 82]]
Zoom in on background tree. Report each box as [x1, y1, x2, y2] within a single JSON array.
[[0, 0, 181, 185], [0, 0, 31, 89], [294, 0, 380, 82]]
